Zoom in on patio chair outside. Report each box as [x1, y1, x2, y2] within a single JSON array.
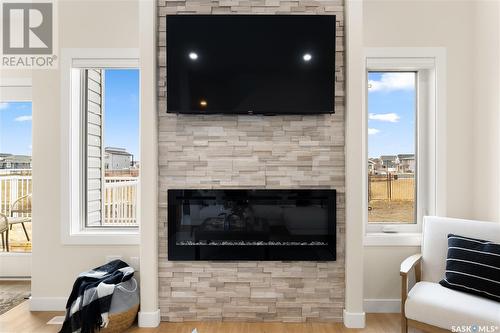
[[0, 213, 8, 251], [6, 193, 32, 252]]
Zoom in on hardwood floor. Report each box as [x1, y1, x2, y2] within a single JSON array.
[[0, 301, 402, 333], [128, 315, 401, 333]]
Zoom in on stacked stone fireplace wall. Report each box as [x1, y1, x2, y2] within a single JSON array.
[[157, 0, 345, 322]]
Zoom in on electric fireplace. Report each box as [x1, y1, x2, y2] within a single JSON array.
[[167, 189, 336, 261]]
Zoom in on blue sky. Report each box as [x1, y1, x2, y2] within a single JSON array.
[[368, 72, 416, 158], [0, 69, 139, 159], [0, 102, 33, 156], [103, 69, 140, 158]]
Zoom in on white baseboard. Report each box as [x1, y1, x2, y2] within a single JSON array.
[[138, 309, 160, 327], [29, 297, 67, 311], [343, 309, 366, 328], [364, 299, 401, 313]]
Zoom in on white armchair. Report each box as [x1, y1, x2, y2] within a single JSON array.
[[400, 216, 500, 333]]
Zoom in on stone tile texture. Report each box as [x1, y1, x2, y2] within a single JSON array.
[[158, 0, 345, 322]]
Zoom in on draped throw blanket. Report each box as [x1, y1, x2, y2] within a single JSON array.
[[59, 260, 134, 333]]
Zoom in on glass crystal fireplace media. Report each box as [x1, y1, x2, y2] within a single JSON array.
[[168, 189, 337, 261], [176, 241, 329, 246]]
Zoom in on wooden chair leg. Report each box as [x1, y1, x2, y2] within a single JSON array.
[[5, 227, 9, 252], [401, 274, 408, 333], [401, 316, 408, 333], [21, 223, 30, 241], [1, 232, 4, 251]]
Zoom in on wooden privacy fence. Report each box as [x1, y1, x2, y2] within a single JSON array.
[[368, 174, 414, 201]]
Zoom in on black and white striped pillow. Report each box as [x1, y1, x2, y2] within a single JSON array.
[[439, 234, 500, 302]]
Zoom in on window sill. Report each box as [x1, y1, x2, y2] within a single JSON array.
[[363, 232, 422, 247], [0, 252, 32, 257], [61, 229, 140, 245]]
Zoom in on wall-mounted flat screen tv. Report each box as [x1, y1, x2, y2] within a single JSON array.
[[166, 15, 336, 115]]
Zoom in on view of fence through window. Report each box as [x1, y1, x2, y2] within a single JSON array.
[[85, 69, 140, 228], [367, 72, 416, 223], [0, 102, 33, 252]]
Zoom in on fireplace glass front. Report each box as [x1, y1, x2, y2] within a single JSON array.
[[168, 189, 336, 260]]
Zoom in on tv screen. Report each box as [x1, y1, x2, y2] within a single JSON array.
[[166, 15, 336, 115]]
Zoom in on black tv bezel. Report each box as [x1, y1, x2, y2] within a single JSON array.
[[165, 14, 337, 116], [167, 189, 337, 261]]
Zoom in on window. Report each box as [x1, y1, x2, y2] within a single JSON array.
[[367, 72, 417, 225], [60, 49, 140, 244], [364, 48, 447, 237], [0, 100, 32, 253], [84, 69, 140, 228]]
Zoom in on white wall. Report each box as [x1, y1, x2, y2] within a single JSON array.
[[0, 0, 140, 303], [362, 0, 500, 308]]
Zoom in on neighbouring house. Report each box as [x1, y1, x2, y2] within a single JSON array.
[[379, 155, 397, 172], [104, 147, 133, 170], [0, 154, 32, 169], [0, 153, 10, 164], [397, 154, 415, 173], [368, 157, 384, 175], [368, 159, 376, 174]]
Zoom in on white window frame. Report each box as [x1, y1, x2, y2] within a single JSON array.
[[60, 48, 140, 245], [363, 48, 447, 246], [0, 78, 32, 102], [0, 78, 32, 274]]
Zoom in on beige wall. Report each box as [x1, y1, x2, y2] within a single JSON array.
[[0, 0, 141, 299], [137, 0, 159, 323], [362, 0, 500, 305], [364, 0, 476, 219], [363, 246, 419, 300], [472, 1, 500, 223], [344, 0, 366, 324]]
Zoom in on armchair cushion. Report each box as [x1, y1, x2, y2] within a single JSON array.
[[439, 234, 500, 302], [405, 281, 500, 329], [422, 217, 500, 283]]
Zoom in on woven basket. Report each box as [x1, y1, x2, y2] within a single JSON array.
[[101, 304, 139, 333]]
